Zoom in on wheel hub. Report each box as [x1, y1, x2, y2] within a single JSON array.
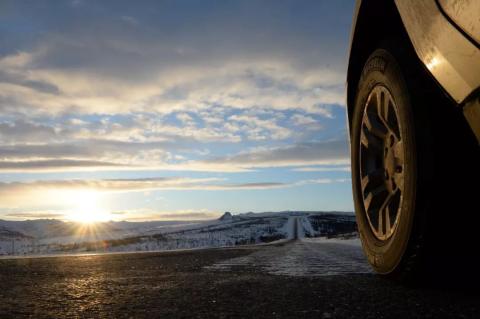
[[359, 85, 405, 241]]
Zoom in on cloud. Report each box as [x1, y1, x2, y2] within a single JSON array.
[[0, 1, 355, 217], [0, 176, 347, 210], [228, 113, 292, 141], [195, 139, 350, 170], [0, 119, 58, 143], [120, 16, 139, 26], [0, 3, 349, 118], [3, 207, 220, 222], [0, 1, 352, 122], [0, 177, 284, 194], [0, 1, 352, 175], [292, 166, 351, 172], [4, 211, 65, 219], [0, 51, 346, 117], [295, 178, 350, 186], [148, 212, 217, 220], [0, 69, 60, 95], [70, 0, 83, 7], [0, 159, 126, 171], [290, 114, 325, 132], [0, 138, 182, 171], [175, 113, 195, 126], [0, 139, 349, 172], [117, 209, 221, 221]]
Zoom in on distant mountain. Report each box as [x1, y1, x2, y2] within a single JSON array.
[[0, 219, 120, 239], [0, 219, 197, 239], [0, 226, 32, 240], [219, 212, 233, 221]]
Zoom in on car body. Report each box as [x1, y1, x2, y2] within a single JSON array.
[[347, 0, 480, 144]]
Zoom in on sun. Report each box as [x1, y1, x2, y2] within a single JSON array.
[[64, 190, 112, 223]]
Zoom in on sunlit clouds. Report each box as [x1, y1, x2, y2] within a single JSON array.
[[0, 0, 355, 220]]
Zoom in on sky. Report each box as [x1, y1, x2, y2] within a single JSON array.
[[0, 0, 355, 222]]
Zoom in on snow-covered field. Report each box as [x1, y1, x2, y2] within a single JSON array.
[[0, 211, 357, 257]]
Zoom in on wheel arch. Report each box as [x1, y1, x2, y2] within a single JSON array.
[[346, 1, 413, 132]]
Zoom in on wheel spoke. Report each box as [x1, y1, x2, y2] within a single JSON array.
[[364, 192, 374, 212], [385, 205, 391, 236], [393, 140, 404, 158], [377, 90, 401, 141], [364, 112, 388, 138], [378, 206, 383, 236], [378, 192, 394, 237], [363, 184, 388, 212], [361, 168, 384, 192], [393, 170, 404, 191], [360, 127, 369, 148], [359, 85, 405, 241], [361, 126, 383, 151], [380, 192, 394, 217], [376, 90, 389, 125]]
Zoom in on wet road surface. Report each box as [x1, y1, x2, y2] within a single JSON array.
[[1, 235, 480, 318]]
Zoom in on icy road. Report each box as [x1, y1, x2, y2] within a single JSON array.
[[1, 218, 479, 318], [207, 217, 372, 277]]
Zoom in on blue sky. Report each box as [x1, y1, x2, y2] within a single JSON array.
[[0, 0, 355, 221]]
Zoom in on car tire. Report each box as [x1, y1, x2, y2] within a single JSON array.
[[351, 47, 429, 279], [352, 41, 480, 283]]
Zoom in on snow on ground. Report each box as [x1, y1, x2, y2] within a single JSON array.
[[0, 211, 357, 257]]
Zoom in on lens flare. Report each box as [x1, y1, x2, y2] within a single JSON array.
[[64, 190, 112, 223]]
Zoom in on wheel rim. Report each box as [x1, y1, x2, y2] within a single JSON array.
[[359, 85, 405, 241]]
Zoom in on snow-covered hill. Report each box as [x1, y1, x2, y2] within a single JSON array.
[[0, 211, 356, 257]]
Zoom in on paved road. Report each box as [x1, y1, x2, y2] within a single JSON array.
[[208, 218, 371, 277], [1, 226, 479, 318]]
